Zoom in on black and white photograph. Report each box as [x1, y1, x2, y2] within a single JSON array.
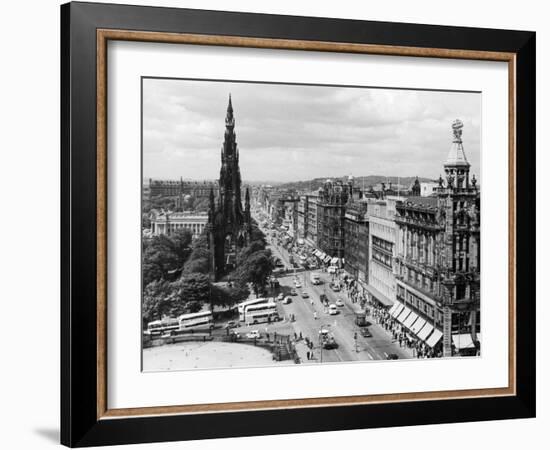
[[141, 78, 481, 371]]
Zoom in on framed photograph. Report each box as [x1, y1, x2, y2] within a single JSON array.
[[61, 1, 536, 447]]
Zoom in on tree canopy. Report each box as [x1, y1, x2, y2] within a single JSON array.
[[142, 229, 193, 286], [233, 249, 274, 296]]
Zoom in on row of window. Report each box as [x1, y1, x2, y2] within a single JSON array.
[[400, 266, 434, 293], [372, 236, 393, 253]]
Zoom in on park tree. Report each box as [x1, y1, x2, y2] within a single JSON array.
[[142, 229, 193, 287], [142, 213, 151, 230], [237, 240, 265, 262], [170, 272, 211, 315], [183, 233, 210, 274], [142, 279, 176, 325], [210, 281, 249, 308], [233, 249, 274, 297]]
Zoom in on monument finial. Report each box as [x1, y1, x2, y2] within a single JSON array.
[[452, 119, 464, 143]]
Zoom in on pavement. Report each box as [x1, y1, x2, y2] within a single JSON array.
[[142, 341, 285, 371]]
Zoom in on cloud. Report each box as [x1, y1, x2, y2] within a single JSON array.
[[142, 78, 481, 182]]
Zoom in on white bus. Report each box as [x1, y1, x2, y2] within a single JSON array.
[[243, 302, 278, 325], [145, 317, 179, 336], [178, 310, 213, 330], [236, 298, 270, 322]]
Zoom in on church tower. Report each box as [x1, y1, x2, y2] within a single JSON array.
[[207, 95, 251, 280]]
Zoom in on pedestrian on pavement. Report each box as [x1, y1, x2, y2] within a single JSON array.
[[306, 351, 310, 360], [299, 331, 303, 340]]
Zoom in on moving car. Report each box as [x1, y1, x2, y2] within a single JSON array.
[[328, 304, 338, 315], [295, 281, 302, 288], [327, 265, 338, 274], [290, 288, 297, 296], [330, 282, 341, 292], [301, 291, 309, 299], [224, 320, 237, 329], [385, 353, 399, 360], [319, 328, 337, 349], [335, 299, 344, 307], [360, 328, 372, 338], [246, 330, 261, 339], [310, 272, 321, 285], [277, 293, 284, 301], [282, 296, 292, 304]]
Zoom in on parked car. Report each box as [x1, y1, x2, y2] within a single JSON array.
[[301, 291, 309, 299], [282, 296, 292, 304], [246, 330, 260, 339], [224, 320, 237, 329], [360, 328, 372, 338], [335, 299, 344, 307], [295, 281, 302, 288], [290, 288, 297, 296], [328, 304, 338, 315], [330, 283, 341, 292], [327, 265, 338, 274], [386, 353, 399, 360], [277, 293, 284, 301]]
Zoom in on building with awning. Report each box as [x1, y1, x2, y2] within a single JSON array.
[[426, 329, 443, 348], [452, 333, 481, 351], [410, 317, 427, 335], [365, 284, 394, 308], [402, 310, 419, 329], [388, 302, 403, 318], [416, 322, 434, 341], [396, 306, 412, 323]]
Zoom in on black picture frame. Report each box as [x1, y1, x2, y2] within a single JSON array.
[[61, 1, 535, 447]]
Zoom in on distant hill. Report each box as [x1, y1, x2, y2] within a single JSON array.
[[274, 176, 435, 192]]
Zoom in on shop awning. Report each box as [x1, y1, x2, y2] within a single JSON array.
[[364, 284, 394, 308], [388, 303, 399, 316], [410, 317, 426, 335], [390, 303, 405, 318], [402, 311, 419, 329], [426, 329, 443, 348], [331, 257, 339, 265], [452, 333, 481, 350], [416, 322, 433, 341], [396, 307, 412, 324], [323, 255, 332, 263]]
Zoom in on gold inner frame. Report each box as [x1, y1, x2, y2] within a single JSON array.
[[96, 29, 517, 420]]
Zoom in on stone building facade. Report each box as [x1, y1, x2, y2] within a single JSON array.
[[316, 179, 353, 258], [344, 200, 369, 284], [394, 120, 480, 356]]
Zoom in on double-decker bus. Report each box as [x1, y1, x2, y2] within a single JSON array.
[[178, 310, 213, 330], [243, 301, 279, 325], [145, 317, 179, 336], [236, 298, 270, 322]]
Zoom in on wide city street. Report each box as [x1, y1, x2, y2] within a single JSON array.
[[264, 236, 412, 363]]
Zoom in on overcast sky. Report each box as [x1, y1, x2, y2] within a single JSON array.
[[143, 78, 480, 183]]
